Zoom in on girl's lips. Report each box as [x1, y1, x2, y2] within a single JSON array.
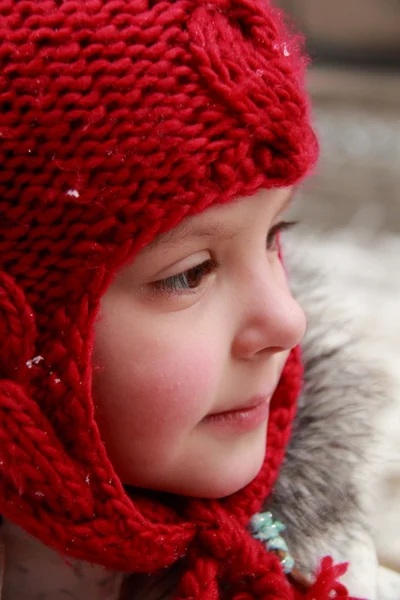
[[202, 396, 271, 433]]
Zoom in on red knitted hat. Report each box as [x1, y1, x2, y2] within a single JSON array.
[[0, 2, 350, 599]]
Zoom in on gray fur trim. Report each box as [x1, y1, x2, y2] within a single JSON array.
[[265, 231, 389, 581]]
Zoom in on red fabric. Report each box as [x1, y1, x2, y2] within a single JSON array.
[[298, 558, 359, 600], [0, 1, 353, 599]]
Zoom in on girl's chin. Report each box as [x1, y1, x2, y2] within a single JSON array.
[[204, 464, 265, 499], [118, 431, 267, 500], [123, 462, 263, 500], [168, 454, 266, 499]]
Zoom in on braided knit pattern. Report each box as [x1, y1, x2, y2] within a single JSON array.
[[0, 1, 336, 599]]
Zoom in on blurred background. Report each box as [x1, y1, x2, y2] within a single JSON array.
[[276, 0, 400, 578], [277, 0, 400, 232]]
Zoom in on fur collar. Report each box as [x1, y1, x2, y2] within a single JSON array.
[[265, 232, 392, 598]]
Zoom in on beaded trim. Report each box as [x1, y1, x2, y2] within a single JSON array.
[[249, 512, 295, 574]]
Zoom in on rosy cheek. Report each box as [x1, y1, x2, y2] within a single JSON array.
[[94, 316, 220, 442], [131, 343, 217, 428]]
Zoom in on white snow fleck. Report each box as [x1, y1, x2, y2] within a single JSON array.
[[26, 355, 44, 369], [55, 378, 61, 384], [35, 491, 45, 498], [66, 189, 80, 198], [273, 42, 290, 57], [85, 474, 90, 484]]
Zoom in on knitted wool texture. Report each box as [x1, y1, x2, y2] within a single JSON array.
[[0, 2, 352, 599]]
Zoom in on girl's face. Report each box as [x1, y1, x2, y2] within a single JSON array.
[[92, 188, 305, 498]]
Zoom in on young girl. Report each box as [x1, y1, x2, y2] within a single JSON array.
[[0, 1, 392, 599]]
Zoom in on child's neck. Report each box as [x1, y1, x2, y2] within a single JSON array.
[[1, 517, 123, 600]]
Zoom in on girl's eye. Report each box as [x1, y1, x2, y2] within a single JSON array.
[[267, 220, 297, 250], [151, 259, 218, 295], [148, 221, 297, 297]]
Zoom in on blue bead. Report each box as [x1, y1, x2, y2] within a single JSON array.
[[253, 522, 278, 541], [282, 554, 295, 574], [274, 520, 286, 534], [266, 536, 288, 553], [249, 512, 273, 533], [249, 512, 295, 576]]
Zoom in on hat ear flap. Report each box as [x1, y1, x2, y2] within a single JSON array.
[[0, 271, 95, 521], [0, 378, 95, 518], [0, 271, 38, 383]]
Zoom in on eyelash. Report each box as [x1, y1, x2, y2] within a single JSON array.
[[151, 220, 297, 295], [266, 219, 297, 251]]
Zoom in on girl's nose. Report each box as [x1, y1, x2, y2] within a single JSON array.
[[231, 264, 306, 360]]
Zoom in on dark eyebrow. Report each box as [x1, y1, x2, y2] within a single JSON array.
[[143, 188, 295, 252], [142, 220, 238, 252]]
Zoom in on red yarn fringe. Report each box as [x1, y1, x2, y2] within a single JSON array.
[[295, 557, 364, 600]]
